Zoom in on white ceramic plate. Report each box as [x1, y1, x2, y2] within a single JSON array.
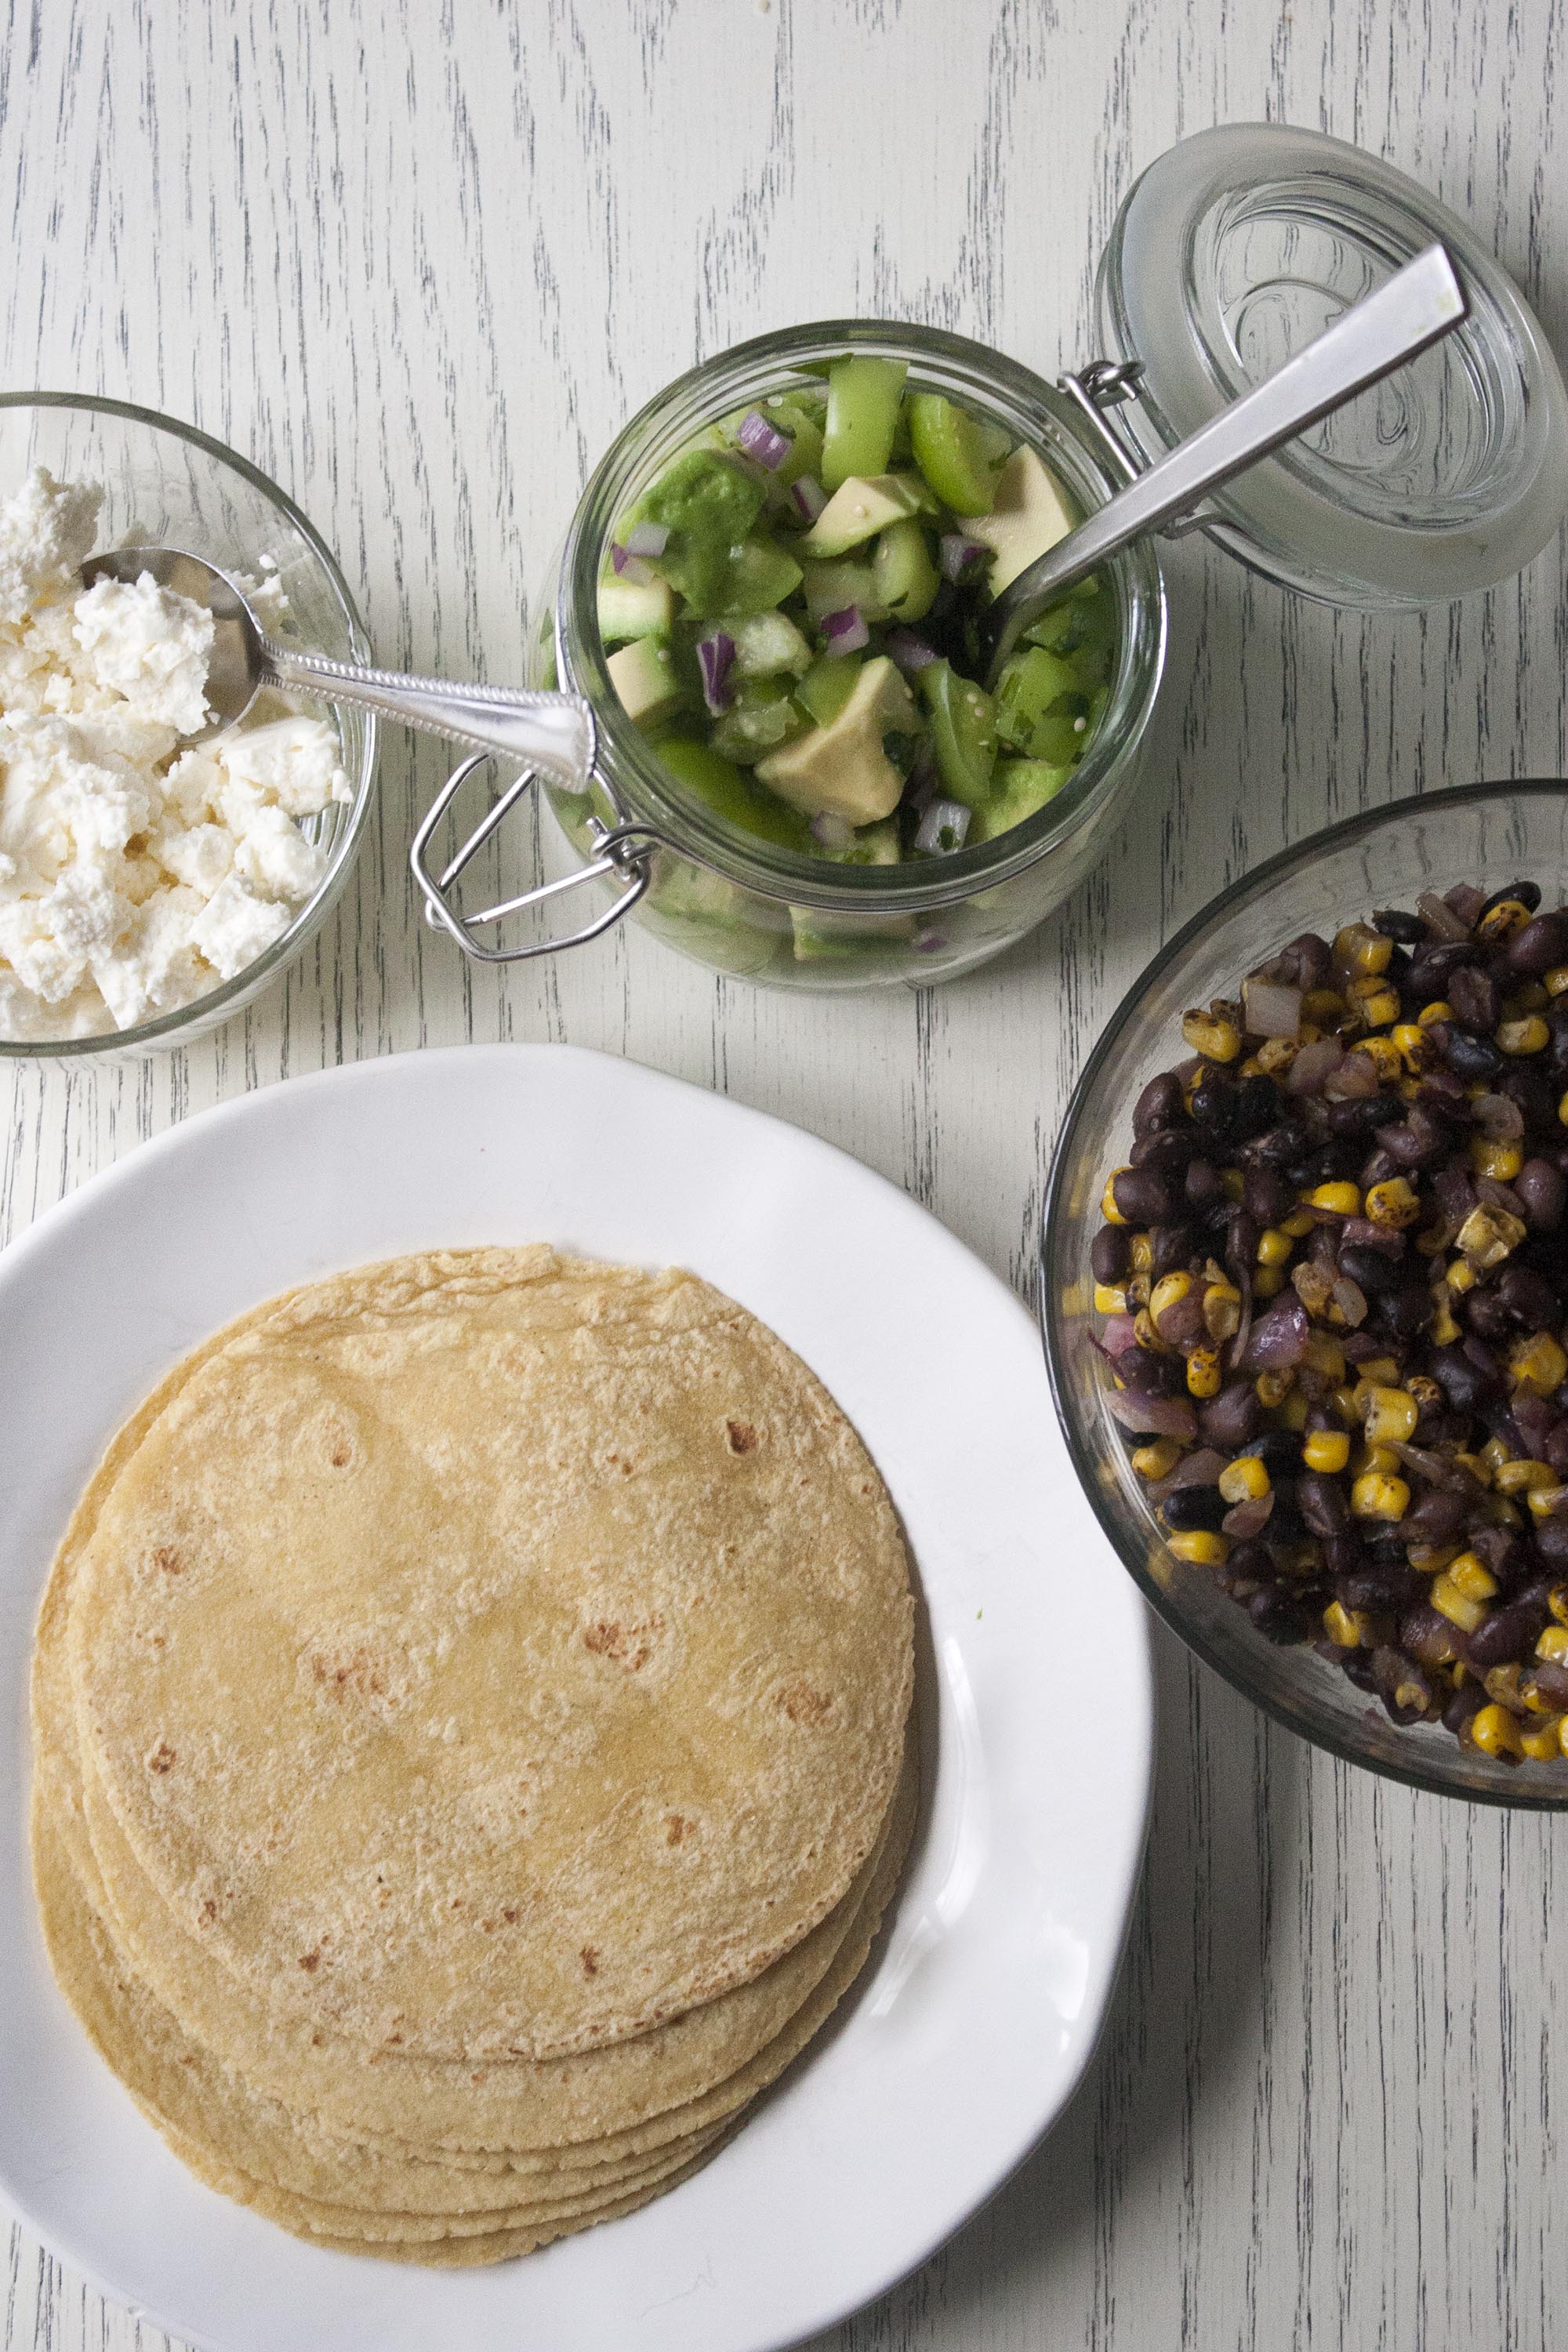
[[0, 1045, 1151, 2352]]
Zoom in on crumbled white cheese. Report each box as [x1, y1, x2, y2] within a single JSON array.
[[0, 466, 351, 1040]]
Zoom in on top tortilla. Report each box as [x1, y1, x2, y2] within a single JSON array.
[[67, 1248, 913, 2062]]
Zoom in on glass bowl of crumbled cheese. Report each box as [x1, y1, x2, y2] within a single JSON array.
[[0, 394, 375, 1054]]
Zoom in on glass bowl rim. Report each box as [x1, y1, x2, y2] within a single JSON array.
[[556, 318, 1167, 913], [0, 390, 376, 1059], [1040, 775, 1568, 1809]]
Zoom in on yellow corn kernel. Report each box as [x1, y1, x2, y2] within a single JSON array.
[[1303, 1428, 1351, 1473], [1334, 922, 1393, 976], [1497, 1014, 1550, 1057], [1511, 1331, 1568, 1395], [1457, 1203, 1528, 1269], [1355, 1442, 1401, 1475], [1131, 1439, 1183, 1481], [1470, 1136, 1525, 1181], [1494, 1457, 1555, 1496], [1254, 1035, 1299, 1075], [1330, 1384, 1362, 1425], [1536, 1624, 1568, 1664], [1468, 1703, 1524, 1759], [1279, 1388, 1311, 1432], [1297, 1021, 1323, 1045], [1252, 1264, 1287, 1299], [1546, 965, 1568, 998], [1221, 1167, 1247, 1202], [1124, 1273, 1152, 1308], [1551, 1585, 1568, 1626], [1186, 1348, 1222, 1399], [1361, 1385, 1419, 1445], [1481, 1435, 1513, 1472], [1133, 1309, 1167, 1353], [1301, 987, 1345, 1025], [1561, 1715, 1568, 1759], [1483, 1664, 1525, 1712], [1351, 1470, 1410, 1522], [1390, 1022, 1430, 1069], [1306, 1181, 1362, 1218], [1356, 1357, 1401, 1388], [1129, 1232, 1154, 1274], [1428, 1295, 1462, 1346], [1181, 1010, 1241, 1062], [1352, 982, 1401, 1029], [1203, 1281, 1242, 1342], [1349, 1035, 1403, 1081], [1454, 1449, 1494, 1488], [1519, 1715, 1563, 1760], [1322, 1599, 1364, 1648], [1407, 1541, 1461, 1577], [1558, 1087, 1568, 1127], [1446, 1256, 1477, 1294], [1149, 1270, 1193, 1323], [1218, 1455, 1271, 1505], [1101, 1170, 1131, 1223], [1254, 1369, 1294, 1409], [1449, 1551, 1500, 1602], [1281, 1209, 1315, 1239], [1432, 1573, 1490, 1634], [1301, 1336, 1346, 1387], [1256, 1228, 1293, 1266], [1526, 1484, 1568, 1523], [1479, 897, 1533, 944], [1094, 1283, 1128, 1315], [1417, 1000, 1454, 1028], [1167, 1530, 1230, 1568]]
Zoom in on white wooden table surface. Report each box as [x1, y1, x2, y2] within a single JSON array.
[[5, 3, 1567, 2347]]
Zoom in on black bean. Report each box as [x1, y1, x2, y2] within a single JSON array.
[[1497, 1263, 1561, 1326], [1516, 1157, 1566, 1232], [1505, 911, 1568, 977], [1402, 1602, 1461, 1670], [1198, 1382, 1263, 1450], [1298, 1472, 1350, 1537], [1131, 1128, 1194, 1173], [1409, 941, 1480, 996], [1222, 1539, 1274, 1586], [1447, 963, 1502, 1033], [1160, 1486, 1230, 1534], [1243, 1167, 1291, 1226], [1231, 1075, 1283, 1142], [1110, 1168, 1171, 1225], [1188, 1073, 1236, 1141], [1530, 1658, 1568, 1709], [1479, 879, 1541, 920], [1248, 1588, 1309, 1644], [1377, 1285, 1435, 1341], [1323, 1532, 1365, 1579], [1247, 1120, 1309, 1171], [1468, 1526, 1527, 1585], [1339, 1563, 1424, 1612], [1432, 1344, 1499, 1412], [1534, 1514, 1568, 1566], [1133, 1073, 1183, 1135], [1091, 1224, 1131, 1284], [1463, 1287, 1514, 1345], [1337, 1243, 1406, 1296], [1464, 1599, 1551, 1671], [1403, 1486, 1468, 1543], [1240, 1430, 1305, 1477], [1373, 908, 1427, 944], [1149, 1224, 1195, 1279], [1441, 1025, 1505, 1082], [1339, 1650, 1379, 1691], [1443, 1682, 1488, 1735]]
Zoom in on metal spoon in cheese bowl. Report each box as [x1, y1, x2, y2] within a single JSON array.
[[78, 547, 596, 792]]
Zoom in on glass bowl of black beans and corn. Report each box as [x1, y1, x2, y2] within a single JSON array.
[[1042, 782, 1568, 1806]]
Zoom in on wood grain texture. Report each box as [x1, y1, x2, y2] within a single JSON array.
[[3, 1, 1567, 2345]]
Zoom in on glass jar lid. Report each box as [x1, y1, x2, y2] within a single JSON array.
[[1095, 122, 1568, 608]]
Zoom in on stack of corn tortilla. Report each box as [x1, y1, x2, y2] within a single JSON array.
[[31, 1248, 916, 2265]]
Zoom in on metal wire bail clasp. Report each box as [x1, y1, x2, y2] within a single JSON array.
[[410, 739, 661, 965]]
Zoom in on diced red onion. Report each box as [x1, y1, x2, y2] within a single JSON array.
[[1476, 1174, 1527, 1220], [1330, 1276, 1369, 1327], [914, 798, 971, 854], [1101, 1312, 1141, 1359], [886, 627, 938, 673], [1417, 889, 1472, 942], [609, 543, 653, 585], [1445, 882, 1488, 926], [938, 532, 985, 582], [809, 812, 852, 850], [1513, 1390, 1557, 1445], [737, 408, 793, 470], [822, 605, 870, 653], [622, 521, 669, 559], [1222, 1491, 1276, 1541], [1472, 1092, 1525, 1141], [1148, 1448, 1226, 1501], [912, 930, 949, 955], [1286, 1038, 1345, 1095], [791, 474, 828, 523], [1392, 1441, 1470, 1491], [697, 630, 736, 714], [1104, 1387, 1198, 1441], [1325, 1051, 1380, 1101], [1237, 1295, 1310, 1370], [1241, 977, 1302, 1039]]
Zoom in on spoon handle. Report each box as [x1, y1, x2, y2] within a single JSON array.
[[985, 241, 1468, 671], [263, 641, 596, 793]]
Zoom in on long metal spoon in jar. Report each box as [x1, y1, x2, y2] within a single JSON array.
[[981, 241, 1468, 678], [77, 547, 597, 793]]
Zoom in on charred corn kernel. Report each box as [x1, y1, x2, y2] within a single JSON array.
[[1546, 965, 1568, 998], [1253, 1264, 1287, 1298], [1479, 897, 1533, 944], [1511, 1331, 1568, 1393], [1351, 1471, 1410, 1522], [1470, 1136, 1525, 1181], [1102, 1171, 1131, 1223], [1494, 1458, 1556, 1496], [1149, 1271, 1193, 1323], [1362, 1385, 1420, 1445], [1124, 1273, 1151, 1308], [1432, 1573, 1490, 1634], [1454, 1449, 1494, 1488], [1391, 1022, 1430, 1069], [1167, 1530, 1230, 1568], [1408, 1541, 1461, 1576], [1306, 1181, 1362, 1217], [1536, 1625, 1568, 1664], [1351, 981, 1401, 1028], [1497, 1014, 1550, 1057], [1181, 1011, 1241, 1062], [1457, 1203, 1528, 1269], [1186, 1348, 1222, 1399], [1429, 1294, 1463, 1345], [1334, 922, 1393, 975], [1481, 1436, 1514, 1473], [1281, 1208, 1315, 1239], [1446, 1255, 1477, 1294], [1468, 1703, 1523, 1759], [1408, 1374, 1443, 1412], [1134, 1308, 1167, 1352], [1519, 1715, 1563, 1760], [1301, 987, 1345, 1024], [1129, 1232, 1154, 1274], [1218, 1455, 1271, 1504], [1418, 1000, 1454, 1028], [1450, 1552, 1500, 1602], [1094, 1283, 1128, 1314], [1254, 1369, 1295, 1409], [1255, 1036, 1298, 1074], [1551, 1586, 1568, 1627], [1203, 1281, 1242, 1341], [1322, 1600, 1363, 1648], [1349, 1035, 1403, 1081], [1303, 1428, 1351, 1473], [1256, 1227, 1293, 1265]]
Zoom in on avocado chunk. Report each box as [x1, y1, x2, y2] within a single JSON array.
[[799, 473, 924, 559], [968, 446, 1077, 593], [756, 655, 917, 825], [608, 634, 682, 726], [597, 573, 676, 644]]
